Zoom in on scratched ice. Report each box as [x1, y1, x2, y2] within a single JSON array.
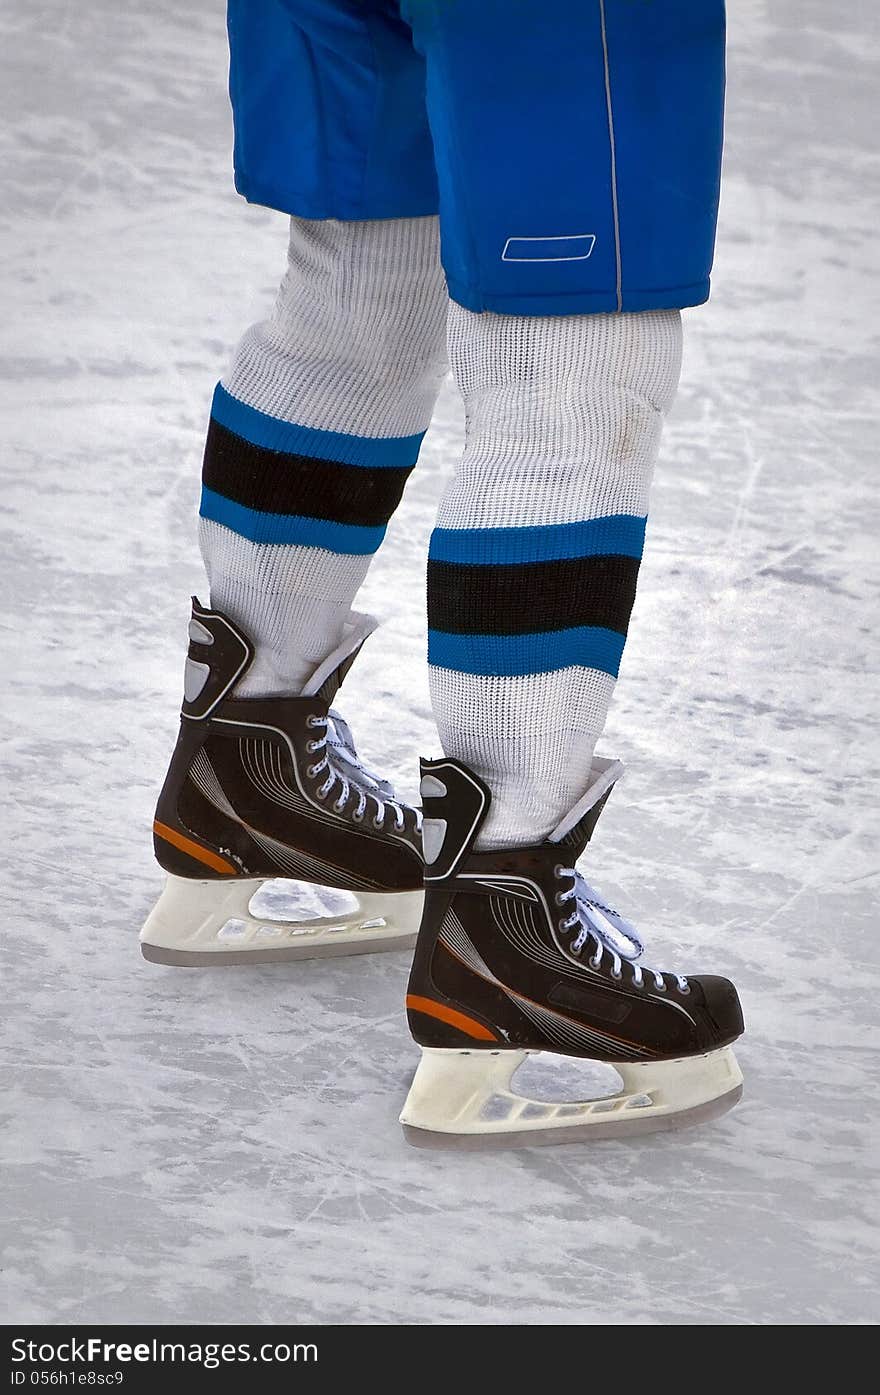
[[0, 0, 877, 1325]]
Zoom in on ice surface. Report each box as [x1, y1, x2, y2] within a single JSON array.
[[1, 0, 878, 1326]]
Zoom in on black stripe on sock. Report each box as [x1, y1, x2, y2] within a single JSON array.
[[203, 419, 413, 527], [427, 555, 641, 637]]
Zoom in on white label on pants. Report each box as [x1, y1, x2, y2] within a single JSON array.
[[501, 234, 597, 263]]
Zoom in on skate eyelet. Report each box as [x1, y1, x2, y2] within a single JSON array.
[[679, 983, 691, 996], [589, 954, 601, 969], [554, 864, 565, 878], [554, 891, 567, 907], [570, 942, 582, 956], [333, 800, 346, 813], [611, 968, 622, 980], [373, 816, 384, 829], [315, 788, 328, 801], [307, 763, 320, 778], [353, 810, 365, 823], [306, 740, 320, 753]]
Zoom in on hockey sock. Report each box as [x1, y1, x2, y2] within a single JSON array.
[[199, 215, 448, 695], [429, 303, 683, 848]]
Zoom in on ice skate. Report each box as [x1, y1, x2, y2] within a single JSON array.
[[140, 599, 423, 965], [400, 758, 743, 1147]]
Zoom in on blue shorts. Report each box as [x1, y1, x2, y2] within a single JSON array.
[[227, 0, 726, 315]]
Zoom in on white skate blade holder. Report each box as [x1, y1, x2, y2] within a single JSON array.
[[400, 1046, 743, 1149], [140, 874, 423, 966]]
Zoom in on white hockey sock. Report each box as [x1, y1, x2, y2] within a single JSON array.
[[429, 303, 683, 848], [199, 215, 448, 695]]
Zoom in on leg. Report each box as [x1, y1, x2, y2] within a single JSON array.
[[202, 213, 448, 696], [144, 1, 447, 965], [401, 0, 742, 1145], [205, 0, 446, 693], [405, 0, 722, 843], [430, 302, 682, 846], [144, 217, 447, 963]]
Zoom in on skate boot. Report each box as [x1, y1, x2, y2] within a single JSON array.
[[401, 757, 744, 1147], [140, 599, 423, 965]]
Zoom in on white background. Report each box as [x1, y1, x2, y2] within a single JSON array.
[[1, 0, 878, 1323]]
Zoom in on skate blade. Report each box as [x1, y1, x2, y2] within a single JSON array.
[[402, 1084, 743, 1149], [399, 1046, 743, 1149], [140, 873, 422, 966]]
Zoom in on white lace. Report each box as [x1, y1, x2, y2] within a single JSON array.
[[305, 711, 419, 833], [555, 867, 689, 994]]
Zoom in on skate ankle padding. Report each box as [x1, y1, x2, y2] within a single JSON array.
[[420, 758, 491, 883], [182, 598, 254, 721]]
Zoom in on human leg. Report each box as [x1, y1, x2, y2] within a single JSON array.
[[201, 214, 447, 697], [400, 0, 742, 1143], [144, 1, 448, 963], [430, 303, 682, 847]]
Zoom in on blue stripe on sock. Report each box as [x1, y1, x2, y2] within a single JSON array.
[[210, 384, 425, 468], [429, 515, 646, 566], [427, 627, 627, 679], [200, 487, 385, 555]]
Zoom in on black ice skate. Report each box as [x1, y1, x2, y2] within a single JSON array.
[[140, 599, 423, 965], [400, 757, 744, 1146]]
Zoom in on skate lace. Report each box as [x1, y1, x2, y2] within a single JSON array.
[[305, 711, 419, 834], [554, 867, 689, 994]]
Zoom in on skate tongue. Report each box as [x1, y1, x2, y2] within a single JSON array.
[[576, 876, 644, 961], [301, 612, 378, 704], [547, 757, 624, 851], [325, 711, 395, 799]]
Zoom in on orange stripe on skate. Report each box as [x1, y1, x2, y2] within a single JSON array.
[[405, 994, 499, 1042], [152, 820, 239, 876]]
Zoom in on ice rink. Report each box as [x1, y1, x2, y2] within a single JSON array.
[[2, 0, 878, 1325]]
